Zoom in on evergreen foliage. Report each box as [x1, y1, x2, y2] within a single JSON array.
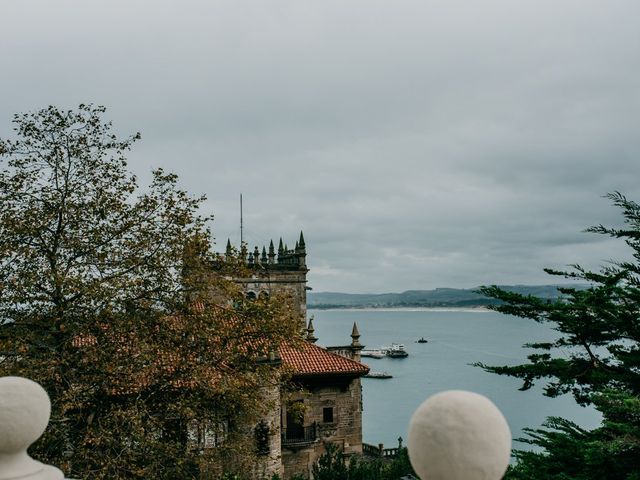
[[311, 443, 415, 480], [0, 105, 300, 479], [478, 192, 640, 479]]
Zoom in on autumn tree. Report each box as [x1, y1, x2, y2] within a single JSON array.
[[478, 193, 640, 479], [0, 105, 300, 479]]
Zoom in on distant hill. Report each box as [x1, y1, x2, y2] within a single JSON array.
[[308, 285, 585, 309]]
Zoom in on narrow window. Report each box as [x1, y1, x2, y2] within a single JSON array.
[[255, 420, 270, 455], [323, 407, 334, 423]]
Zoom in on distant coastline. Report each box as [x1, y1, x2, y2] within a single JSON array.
[[308, 306, 492, 313], [307, 284, 586, 310]]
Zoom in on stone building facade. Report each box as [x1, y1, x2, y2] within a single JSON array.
[[229, 232, 309, 325], [279, 333, 368, 479], [226, 233, 369, 479]]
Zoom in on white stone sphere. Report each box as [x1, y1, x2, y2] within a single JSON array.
[[0, 376, 52, 453], [407, 390, 511, 480]]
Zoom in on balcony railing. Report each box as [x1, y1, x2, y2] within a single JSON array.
[[281, 422, 318, 446], [363, 438, 403, 458], [0, 376, 512, 480]]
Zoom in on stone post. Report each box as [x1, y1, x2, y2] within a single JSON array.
[[407, 390, 511, 480], [0, 376, 68, 480]]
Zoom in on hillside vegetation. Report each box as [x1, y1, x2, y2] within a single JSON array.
[[308, 285, 582, 309]]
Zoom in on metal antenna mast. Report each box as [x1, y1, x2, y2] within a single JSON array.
[[240, 193, 243, 246]]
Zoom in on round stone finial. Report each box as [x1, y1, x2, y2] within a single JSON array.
[[0, 376, 51, 452], [0, 376, 64, 480], [407, 390, 511, 480]]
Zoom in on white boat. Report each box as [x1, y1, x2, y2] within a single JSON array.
[[361, 349, 385, 359], [382, 343, 408, 358]]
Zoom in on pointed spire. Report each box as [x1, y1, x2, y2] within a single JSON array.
[[296, 231, 307, 268], [278, 238, 284, 254], [224, 238, 233, 260], [268, 240, 275, 264], [306, 315, 318, 343], [351, 322, 361, 347], [261, 246, 268, 264]]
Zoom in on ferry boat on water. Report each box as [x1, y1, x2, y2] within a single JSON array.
[[382, 343, 409, 358]]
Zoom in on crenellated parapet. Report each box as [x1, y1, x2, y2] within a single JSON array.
[[225, 232, 307, 272]]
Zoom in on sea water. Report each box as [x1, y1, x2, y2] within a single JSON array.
[[310, 308, 602, 450]]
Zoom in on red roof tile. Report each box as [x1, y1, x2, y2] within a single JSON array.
[[279, 343, 369, 377]]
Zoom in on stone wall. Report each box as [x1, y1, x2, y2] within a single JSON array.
[[239, 268, 308, 327], [326, 345, 361, 363], [308, 379, 364, 456], [281, 446, 315, 480], [282, 376, 364, 479], [253, 384, 284, 479]]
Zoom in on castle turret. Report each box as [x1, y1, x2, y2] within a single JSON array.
[[351, 322, 362, 361], [219, 234, 310, 322], [306, 316, 318, 343], [351, 322, 361, 348], [326, 322, 364, 362]]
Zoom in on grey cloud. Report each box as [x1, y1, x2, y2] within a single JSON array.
[[1, 0, 639, 292]]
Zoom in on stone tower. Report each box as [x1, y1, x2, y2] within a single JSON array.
[[228, 232, 309, 324]]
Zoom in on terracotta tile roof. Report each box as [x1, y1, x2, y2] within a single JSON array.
[[279, 342, 369, 377], [71, 304, 368, 389]]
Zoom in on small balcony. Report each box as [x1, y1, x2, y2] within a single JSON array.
[[281, 422, 318, 448]]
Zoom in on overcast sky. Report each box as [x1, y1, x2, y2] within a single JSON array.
[[2, 1, 639, 293]]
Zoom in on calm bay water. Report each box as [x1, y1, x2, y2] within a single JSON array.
[[310, 308, 601, 449]]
